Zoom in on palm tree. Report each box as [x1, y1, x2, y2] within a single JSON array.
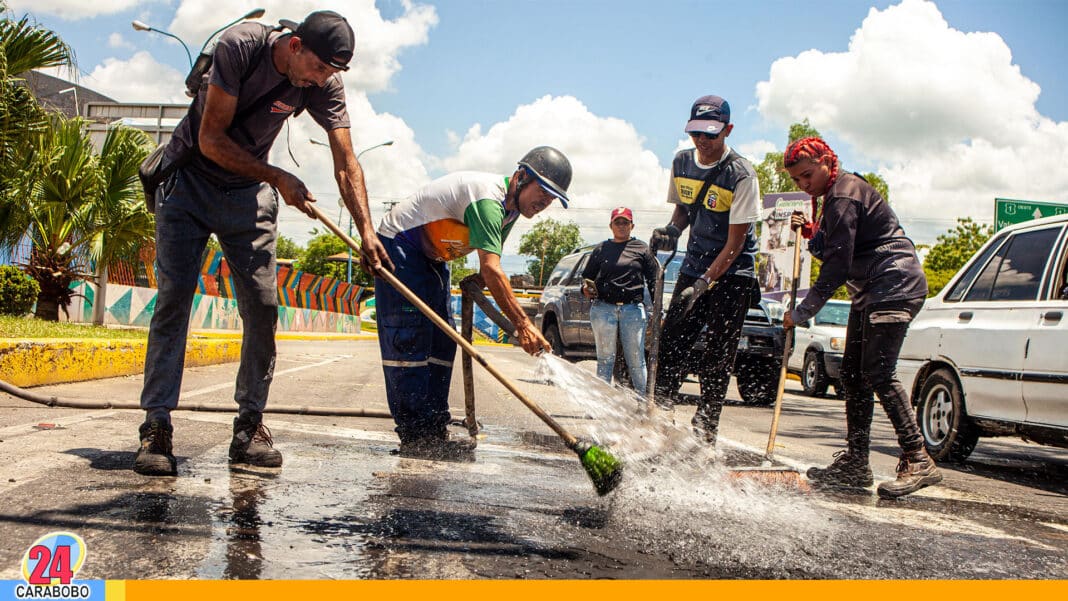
[[0, 113, 155, 320], [0, 2, 75, 204]]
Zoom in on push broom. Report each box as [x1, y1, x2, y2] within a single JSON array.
[[311, 205, 623, 496], [729, 224, 807, 489]]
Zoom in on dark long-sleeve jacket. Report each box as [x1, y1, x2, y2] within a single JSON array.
[[581, 238, 659, 304], [792, 172, 927, 322]]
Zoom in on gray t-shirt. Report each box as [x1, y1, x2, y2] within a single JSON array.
[[167, 22, 350, 188]]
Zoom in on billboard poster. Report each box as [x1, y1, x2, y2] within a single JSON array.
[[759, 192, 812, 303]]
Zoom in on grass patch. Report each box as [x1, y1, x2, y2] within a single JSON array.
[[0, 315, 148, 339]]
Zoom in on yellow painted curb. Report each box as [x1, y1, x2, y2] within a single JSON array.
[[0, 338, 242, 388]]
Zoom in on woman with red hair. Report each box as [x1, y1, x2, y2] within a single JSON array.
[[783, 137, 938, 499]]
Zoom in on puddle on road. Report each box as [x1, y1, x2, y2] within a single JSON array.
[[101, 354, 1063, 579]]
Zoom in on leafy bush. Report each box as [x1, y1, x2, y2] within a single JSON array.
[[0, 265, 40, 316]]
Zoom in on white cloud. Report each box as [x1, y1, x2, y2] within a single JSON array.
[[7, 0, 152, 20], [107, 33, 133, 50], [269, 92, 433, 246], [441, 95, 671, 254], [84, 52, 188, 103], [736, 139, 778, 164], [755, 0, 1068, 243]]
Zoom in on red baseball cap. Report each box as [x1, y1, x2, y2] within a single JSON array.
[[610, 207, 634, 223]]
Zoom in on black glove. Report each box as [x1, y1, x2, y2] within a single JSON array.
[[649, 223, 681, 252], [678, 277, 712, 315]]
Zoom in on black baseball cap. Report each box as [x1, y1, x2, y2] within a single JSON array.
[[295, 10, 355, 71], [684, 95, 730, 135]]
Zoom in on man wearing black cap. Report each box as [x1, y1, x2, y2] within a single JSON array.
[[134, 10, 392, 477], [648, 95, 762, 450]]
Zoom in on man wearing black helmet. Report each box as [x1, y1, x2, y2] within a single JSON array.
[[375, 146, 572, 459], [134, 10, 391, 477]]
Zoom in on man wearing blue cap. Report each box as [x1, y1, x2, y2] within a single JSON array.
[[648, 95, 762, 449], [376, 146, 573, 459], [134, 10, 392, 476]]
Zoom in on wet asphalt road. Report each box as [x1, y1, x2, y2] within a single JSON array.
[[0, 339, 1065, 579]]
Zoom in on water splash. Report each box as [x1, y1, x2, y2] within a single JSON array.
[[534, 354, 841, 575]]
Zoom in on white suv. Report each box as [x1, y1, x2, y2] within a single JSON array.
[[787, 299, 850, 397], [899, 214, 1068, 462]]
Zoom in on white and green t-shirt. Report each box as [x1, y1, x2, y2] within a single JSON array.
[[378, 172, 519, 262]]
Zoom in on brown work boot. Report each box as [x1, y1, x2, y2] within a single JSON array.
[[395, 432, 477, 461], [806, 450, 873, 488], [134, 420, 177, 476], [877, 448, 943, 499], [229, 415, 283, 468]]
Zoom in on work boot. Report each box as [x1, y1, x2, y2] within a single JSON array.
[[806, 450, 873, 488], [134, 420, 177, 476], [395, 432, 477, 461], [229, 415, 283, 468], [877, 448, 943, 499]]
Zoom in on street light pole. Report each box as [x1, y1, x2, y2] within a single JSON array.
[[313, 140, 394, 283], [131, 20, 193, 69]]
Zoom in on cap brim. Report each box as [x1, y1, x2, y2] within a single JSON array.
[[684, 119, 726, 134]]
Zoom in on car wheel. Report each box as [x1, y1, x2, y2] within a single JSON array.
[[735, 356, 778, 406], [917, 368, 979, 463], [543, 322, 571, 361], [801, 351, 830, 397]]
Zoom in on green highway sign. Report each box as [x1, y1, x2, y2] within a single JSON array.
[[994, 198, 1068, 231]]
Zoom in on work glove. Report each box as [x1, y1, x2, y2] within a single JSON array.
[[649, 223, 681, 252], [678, 277, 711, 315]]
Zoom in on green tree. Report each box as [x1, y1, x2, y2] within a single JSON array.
[[755, 119, 821, 196], [923, 217, 994, 297], [449, 255, 475, 285], [296, 229, 372, 286], [924, 217, 993, 272], [518, 218, 584, 286], [0, 113, 154, 320], [0, 4, 75, 220], [275, 235, 303, 261]]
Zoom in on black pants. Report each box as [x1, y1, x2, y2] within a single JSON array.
[[655, 273, 757, 439], [839, 297, 926, 457]]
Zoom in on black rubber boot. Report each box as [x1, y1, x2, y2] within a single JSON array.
[[691, 401, 722, 449], [229, 414, 283, 468], [877, 448, 943, 499], [395, 431, 477, 461], [134, 419, 177, 476], [806, 450, 874, 488]]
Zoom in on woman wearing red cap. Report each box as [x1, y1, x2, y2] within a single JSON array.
[[581, 207, 659, 395], [783, 136, 938, 499]]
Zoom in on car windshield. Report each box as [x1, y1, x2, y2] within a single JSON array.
[[814, 302, 850, 326]]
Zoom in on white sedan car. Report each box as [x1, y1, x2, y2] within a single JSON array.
[[899, 214, 1068, 462]]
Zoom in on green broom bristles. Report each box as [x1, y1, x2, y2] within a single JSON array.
[[577, 442, 623, 496]]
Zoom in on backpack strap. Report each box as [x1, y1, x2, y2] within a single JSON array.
[[685, 149, 743, 226]]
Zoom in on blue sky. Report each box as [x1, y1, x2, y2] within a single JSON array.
[[15, 0, 1068, 272]]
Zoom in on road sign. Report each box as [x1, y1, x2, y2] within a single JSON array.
[[995, 198, 1068, 231]]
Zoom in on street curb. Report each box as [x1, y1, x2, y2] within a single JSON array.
[[0, 338, 241, 388]]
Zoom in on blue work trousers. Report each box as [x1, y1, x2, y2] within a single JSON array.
[[375, 235, 456, 441], [589, 300, 649, 395]]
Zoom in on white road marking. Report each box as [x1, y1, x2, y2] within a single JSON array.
[[180, 355, 351, 399]]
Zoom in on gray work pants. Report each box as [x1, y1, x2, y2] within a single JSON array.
[[140, 167, 279, 425]]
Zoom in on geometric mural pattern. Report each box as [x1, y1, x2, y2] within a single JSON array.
[[67, 281, 362, 333]]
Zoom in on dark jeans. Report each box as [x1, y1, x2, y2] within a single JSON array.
[[140, 168, 280, 425], [839, 297, 926, 456], [655, 273, 757, 439]]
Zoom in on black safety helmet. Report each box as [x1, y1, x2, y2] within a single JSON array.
[[517, 146, 572, 208]]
